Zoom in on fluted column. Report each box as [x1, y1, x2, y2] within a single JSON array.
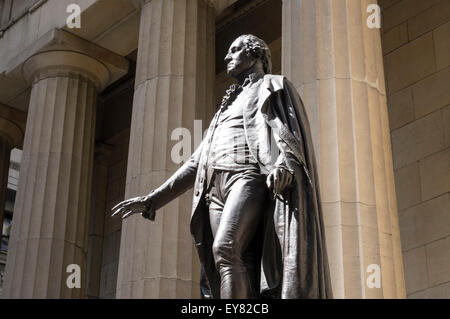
[[282, 0, 406, 298], [116, 0, 215, 298], [3, 51, 110, 298]]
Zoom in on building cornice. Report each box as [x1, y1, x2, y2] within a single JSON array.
[[0, 0, 48, 38]]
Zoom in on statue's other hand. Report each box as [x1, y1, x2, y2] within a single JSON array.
[[111, 194, 156, 221], [266, 167, 293, 195]]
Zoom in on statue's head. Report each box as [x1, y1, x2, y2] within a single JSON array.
[[224, 34, 272, 78]]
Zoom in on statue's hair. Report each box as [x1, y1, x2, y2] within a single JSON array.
[[237, 34, 272, 74]]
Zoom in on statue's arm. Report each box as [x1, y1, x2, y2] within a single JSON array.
[[266, 79, 306, 194], [266, 133, 297, 194], [273, 137, 296, 173], [148, 140, 204, 210], [111, 140, 204, 220], [271, 77, 307, 173]]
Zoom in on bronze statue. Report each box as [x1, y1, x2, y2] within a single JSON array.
[[112, 34, 332, 299]]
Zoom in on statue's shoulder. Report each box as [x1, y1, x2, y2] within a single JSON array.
[[262, 74, 295, 93], [255, 75, 284, 109]]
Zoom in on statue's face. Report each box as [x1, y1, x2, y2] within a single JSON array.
[[224, 37, 256, 78]]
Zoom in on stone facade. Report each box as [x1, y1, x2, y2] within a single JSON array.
[[380, 0, 450, 298], [0, 0, 448, 299]]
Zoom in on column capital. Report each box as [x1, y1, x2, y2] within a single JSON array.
[[23, 50, 111, 90], [5, 29, 129, 95]]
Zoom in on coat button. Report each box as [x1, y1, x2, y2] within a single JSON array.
[[200, 177, 204, 183], [195, 190, 200, 196]]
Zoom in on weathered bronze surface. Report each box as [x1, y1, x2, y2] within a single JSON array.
[[112, 35, 332, 299]]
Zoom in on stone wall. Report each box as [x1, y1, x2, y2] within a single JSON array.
[[380, 0, 450, 298], [0, 0, 41, 27]]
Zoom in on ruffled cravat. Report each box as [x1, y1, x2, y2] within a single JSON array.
[[220, 84, 242, 111], [219, 73, 262, 111]]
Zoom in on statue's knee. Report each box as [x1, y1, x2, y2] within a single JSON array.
[[212, 239, 237, 269]]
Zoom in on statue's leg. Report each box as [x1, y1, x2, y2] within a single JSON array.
[[210, 170, 268, 299]]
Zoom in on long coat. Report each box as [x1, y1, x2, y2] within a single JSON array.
[[150, 75, 333, 299]]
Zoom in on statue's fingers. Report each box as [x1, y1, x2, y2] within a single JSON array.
[[142, 208, 155, 220], [114, 206, 130, 218], [272, 175, 277, 193], [111, 207, 124, 217], [287, 173, 293, 185], [111, 199, 132, 212], [266, 173, 274, 190], [282, 171, 289, 191], [274, 169, 282, 193], [280, 171, 289, 191], [122, 210, 135, 219], [111, 207, 120, 216], [273, 172, 278, 193], [147, 209, 156, 221], [111, 202, 123, 212], [111, 210, 121, 218]]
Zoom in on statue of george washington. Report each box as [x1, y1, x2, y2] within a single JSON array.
[[112, 34, 332, 299]]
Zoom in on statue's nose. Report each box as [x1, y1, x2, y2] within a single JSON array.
[[224, 53, 231, 63]]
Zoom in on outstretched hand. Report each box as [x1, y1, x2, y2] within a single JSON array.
[[111, 195, 156, 221]]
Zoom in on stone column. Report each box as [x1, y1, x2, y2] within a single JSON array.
[[116, 0, 215, 298], [282, 0, 406, 298], [3, 50, 110, 298], [86, 143, 113, 298]]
